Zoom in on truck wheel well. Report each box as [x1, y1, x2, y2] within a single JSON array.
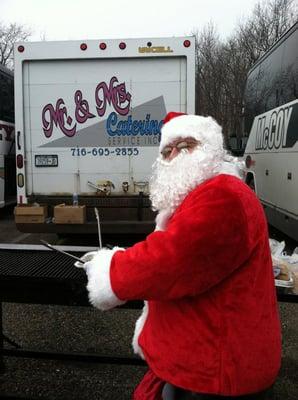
[[245, 173, 255, 191]]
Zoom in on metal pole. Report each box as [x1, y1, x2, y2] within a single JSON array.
[[0, 301, 5, 373]]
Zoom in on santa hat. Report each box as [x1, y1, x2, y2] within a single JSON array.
[[160, 111, 224, 153]]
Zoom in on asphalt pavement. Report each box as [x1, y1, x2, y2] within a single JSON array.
[[0, 205, 297, 399]]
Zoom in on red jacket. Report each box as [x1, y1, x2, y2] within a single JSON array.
[[88, 174, 281, 396]]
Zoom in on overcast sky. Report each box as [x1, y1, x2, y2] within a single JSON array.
[[1, 0, 262, 42]]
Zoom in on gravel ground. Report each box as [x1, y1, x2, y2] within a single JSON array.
[[1, 302, 297, 399], [1, 305, 147, 399]]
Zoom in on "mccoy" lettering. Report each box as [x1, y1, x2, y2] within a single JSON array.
[[255, 106, 293, 150]]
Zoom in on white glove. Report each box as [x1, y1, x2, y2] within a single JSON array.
[[78, 247, 126, 310], [74, 251, 98, 268]]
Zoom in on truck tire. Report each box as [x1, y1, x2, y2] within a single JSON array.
[[246, 174, 255, 192]]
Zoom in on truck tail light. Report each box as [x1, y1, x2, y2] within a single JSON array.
[[119, 42, 126, 50], [18, 45, 25, 52], [183, 40, 191, 48], [99, 42, 107, 50], [17, 173, 24, 188], [16, 154, 23, 169], [80, 43, 87, 51]]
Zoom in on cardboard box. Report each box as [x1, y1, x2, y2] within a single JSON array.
[[54, 204, 86, 224], [14, 204, 48, 223]]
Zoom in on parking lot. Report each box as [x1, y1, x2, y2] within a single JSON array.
[[0, 205, 297, 399]]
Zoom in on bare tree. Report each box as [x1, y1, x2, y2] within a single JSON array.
[[0, 22, 32, 69], [195, 0, 297, 149], [196, 24, 224, 120], [237, 0, 296, 64]]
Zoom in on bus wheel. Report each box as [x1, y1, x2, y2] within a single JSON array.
[[247, 177, 255, 192]]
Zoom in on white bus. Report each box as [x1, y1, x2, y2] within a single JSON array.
[[244, 21, 298, 240], [0, 64, 15, 208]]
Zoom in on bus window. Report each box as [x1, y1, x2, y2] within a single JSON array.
[[256, 41, 284, 113], [281, 27, 298, 104], [0, 73, 14, 123], [0, 64, 15, 208], [244, 66, 260, 136]]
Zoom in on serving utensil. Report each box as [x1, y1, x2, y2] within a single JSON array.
[[40, 239, 83, 263]]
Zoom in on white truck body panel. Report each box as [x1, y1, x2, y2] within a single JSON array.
[[244, 99, 298, 238], [14, 37, 195, 205]]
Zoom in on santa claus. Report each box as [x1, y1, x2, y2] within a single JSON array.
[[81, 112, 281, 399]]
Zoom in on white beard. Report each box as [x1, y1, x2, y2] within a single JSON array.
[[150, 145, 227, 215]]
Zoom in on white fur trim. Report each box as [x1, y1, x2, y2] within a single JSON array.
[[152, 160, 243, 233], [155, 209, 172, 231], [219, 156, 245, 180], [160, 114, 223, 152], [85, 247, 126, 310], [132, 301, 149, 358]]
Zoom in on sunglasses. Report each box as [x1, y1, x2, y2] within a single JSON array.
[[160, 138, 199, 159]]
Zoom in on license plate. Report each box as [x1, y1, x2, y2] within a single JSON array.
[[35, 155, 58, 167]]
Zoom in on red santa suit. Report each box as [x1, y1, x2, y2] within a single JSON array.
[[83, 113, 281, 398]]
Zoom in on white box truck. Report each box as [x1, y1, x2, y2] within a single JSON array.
[[14, 37, 196, 234]]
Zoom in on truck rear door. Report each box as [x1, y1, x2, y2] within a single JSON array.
[[23, 55, 188, 197]]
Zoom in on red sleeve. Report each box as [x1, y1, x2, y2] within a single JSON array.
[[110, 181, 252, 301]]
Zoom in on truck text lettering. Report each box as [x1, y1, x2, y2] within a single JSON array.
[[95, 77, 131, 117], [106, 112, 162, 137], [255, 106, 293, 150], [42, 91, 96, 138], [138, 46, 173, 53], [42, 76, 131, 138]]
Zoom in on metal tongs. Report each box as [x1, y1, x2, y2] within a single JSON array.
[[40, 208, 103, 263], [94, 207, 102, 249], [40, 239, 83, 262]]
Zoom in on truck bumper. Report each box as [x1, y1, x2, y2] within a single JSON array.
[[16, 220, 155, 235]]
